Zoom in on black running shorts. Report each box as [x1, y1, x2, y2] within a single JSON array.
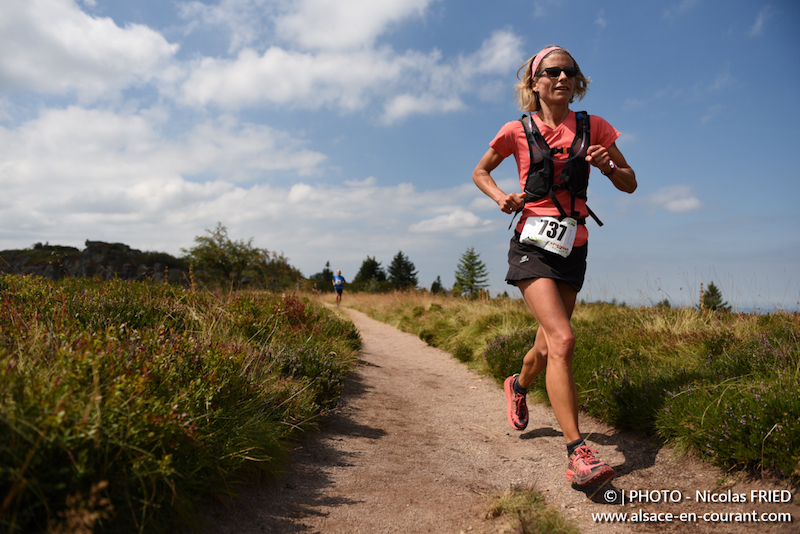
[[505, 232, 588, 291]]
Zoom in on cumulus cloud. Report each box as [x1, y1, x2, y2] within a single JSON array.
[[5, 1, 521, 122], [179, 47, 400, 110], [178, 0, 438, 53], [275, 0, 435, 51], [0, 0, 525, 282], [650, 185, 701, 212], [382, 94, 464, 124], [410, 210, 494, 235], [179, 28, 523, 122], [0, 105, 328, 243], [178, 0, 280, 53], [0, 103, 495, 257], [0, 0, 178, 100]]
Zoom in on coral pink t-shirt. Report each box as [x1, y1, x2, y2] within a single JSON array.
[[490, 111, 619, 247]]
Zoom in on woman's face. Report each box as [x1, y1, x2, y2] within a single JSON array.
[[531, 52, 576, 106]]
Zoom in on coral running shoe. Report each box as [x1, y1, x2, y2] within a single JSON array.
[[565, 445, 615, 485], [504, 375, 528, 430]]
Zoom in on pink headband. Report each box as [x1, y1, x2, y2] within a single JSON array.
[[530, 46, 563, 78]]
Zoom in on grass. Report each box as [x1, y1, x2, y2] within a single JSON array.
[[8, 280, 793, 532], [343, 291, 800, 483], [336, 290, 534, 368], [0, 275, 360, 533], [486, 486, 580, 534]]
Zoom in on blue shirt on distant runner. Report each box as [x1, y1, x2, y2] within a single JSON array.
[[332, 270, 346, 306]]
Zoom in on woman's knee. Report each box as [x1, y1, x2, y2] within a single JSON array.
[[548, 330, 575, 360]]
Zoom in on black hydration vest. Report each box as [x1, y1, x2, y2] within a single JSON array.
[[512, 111, 603, 228]]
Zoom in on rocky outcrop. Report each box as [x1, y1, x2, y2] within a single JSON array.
[[0, 241, 187, 285]]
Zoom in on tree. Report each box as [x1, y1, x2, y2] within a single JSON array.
[[431, 275, 445, 294], [700, 281, 731, 312], [452, 247, 489, 298], [388, 250, 418, 290], [255, 250, 303, 292], [353, 256, 386, 283], [351, 256, 390, 293], [655, 298, 672, 309], [181, 222, 301, 291], [309, 261, 335, 292]]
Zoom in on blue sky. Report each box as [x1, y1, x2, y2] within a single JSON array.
[[1, 0, 798, 311]]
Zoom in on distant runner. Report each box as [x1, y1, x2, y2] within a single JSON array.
[[332, 270, 346, 307]]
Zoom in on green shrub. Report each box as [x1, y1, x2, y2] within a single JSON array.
[[0, 275, 360, 533], [453, 342, 474, 363], [658, 377, 800, 477], [483, 328, 536, 381]]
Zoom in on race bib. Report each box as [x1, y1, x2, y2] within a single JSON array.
[[519, 216, 577, 258]]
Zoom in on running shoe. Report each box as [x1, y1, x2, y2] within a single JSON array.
[[565, 445, 615, 485], [504, 375, 528, 430]]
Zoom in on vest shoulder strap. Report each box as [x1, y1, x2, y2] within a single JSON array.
[[513, 111, 604, 227]]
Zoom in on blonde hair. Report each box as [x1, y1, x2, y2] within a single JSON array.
[[514, 45, 591, 112]]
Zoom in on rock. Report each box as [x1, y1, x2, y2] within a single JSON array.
[[0, 240, 187, 285]]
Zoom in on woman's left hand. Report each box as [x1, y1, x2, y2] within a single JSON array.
[[586, 143, 637, 194], [585, 144, 614, 174]]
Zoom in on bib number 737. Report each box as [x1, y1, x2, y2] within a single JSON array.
[[519, 216, 577, 258]]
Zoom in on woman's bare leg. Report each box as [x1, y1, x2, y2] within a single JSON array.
[[516, 277, 580, 443]]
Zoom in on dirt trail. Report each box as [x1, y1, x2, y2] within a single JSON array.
[[198, 308, 798, 533]]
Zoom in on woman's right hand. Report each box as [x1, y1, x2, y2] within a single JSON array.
[[473, 148, 524, 213], [499, 192, 525, 213]]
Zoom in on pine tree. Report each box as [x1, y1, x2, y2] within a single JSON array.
[[453, 247, 489, 298], [431, 275, 445, 294], [388, 250, 418, 290], [353, 256, 386, 283], [701, 281, 731, 312]]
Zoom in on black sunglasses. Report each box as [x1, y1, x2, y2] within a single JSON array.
[[535, 66, 580, 78]]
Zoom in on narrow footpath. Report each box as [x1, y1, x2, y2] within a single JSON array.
[[198, 308, 798, 533]]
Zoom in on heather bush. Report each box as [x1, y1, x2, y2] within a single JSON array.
[[483, 328, 537, 380], [0, 275, 360, 533]]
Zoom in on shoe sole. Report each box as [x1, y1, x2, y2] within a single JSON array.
[[504, 376, 527, 430], [566, 465, 615, 486]]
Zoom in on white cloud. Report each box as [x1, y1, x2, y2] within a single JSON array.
[[750, 6, 776, 37], [410, 210, 494, 235], [0, 106, 328, 243], [663, 0, 699, 20], [0, 106, 325, 183], [650, 185, 701, 212], [595, 9, 607, 28], [179, 29, 523, 122], [0, 104, 496, 260], [532, 0, 562, 19], [701, 104, 722, 124], [179, 47, 398, 110], [382, 94, 464, 124], [178, 0, 279, 53], [275, 0, 436, 51], [456, 30, 525, 78], [0, 0, 178, 100]]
